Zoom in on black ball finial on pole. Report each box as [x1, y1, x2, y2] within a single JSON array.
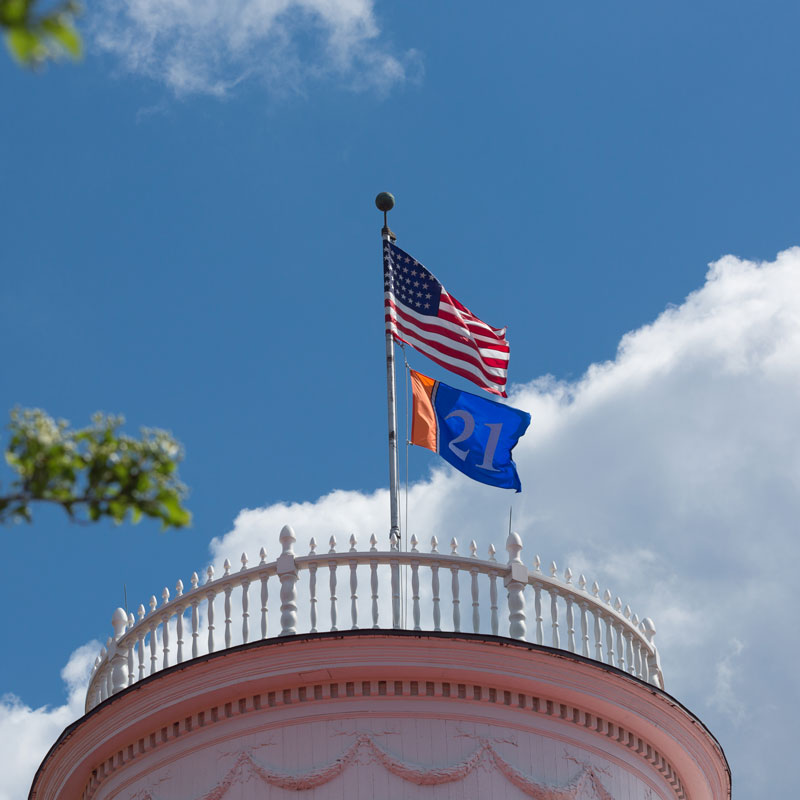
[[375, 191, 396, 241]]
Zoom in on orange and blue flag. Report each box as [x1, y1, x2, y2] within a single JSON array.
[[410, 370, 530, 492]]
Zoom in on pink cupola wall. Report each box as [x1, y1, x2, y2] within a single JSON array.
[[30, 528, 730, 800]]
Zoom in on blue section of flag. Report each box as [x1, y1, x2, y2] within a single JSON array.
[[433, 381, 530, 492]]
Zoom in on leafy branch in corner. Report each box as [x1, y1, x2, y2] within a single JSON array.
[[1, 0, 82, 66], [1, 408, 191, 530]]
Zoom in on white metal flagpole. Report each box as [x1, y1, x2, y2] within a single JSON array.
[[376, 192, 401, 552]]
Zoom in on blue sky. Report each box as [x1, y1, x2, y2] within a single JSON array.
[[3, 2, 800, 798]]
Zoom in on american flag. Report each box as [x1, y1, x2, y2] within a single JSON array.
[[383, 242, 510, 397]]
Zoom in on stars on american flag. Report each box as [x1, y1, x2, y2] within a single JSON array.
[[383, 243, 442, 315]]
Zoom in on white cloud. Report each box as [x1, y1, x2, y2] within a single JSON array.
[[0, 641, 99, 800], [212, 247, 800, 797], [8, 248, 800, 797], [90, 0, 420, 96]]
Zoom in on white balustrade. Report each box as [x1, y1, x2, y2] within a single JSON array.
[[85, 528, 664, 711]]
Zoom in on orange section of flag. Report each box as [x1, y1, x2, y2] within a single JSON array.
[[410, 370, 438, 452]]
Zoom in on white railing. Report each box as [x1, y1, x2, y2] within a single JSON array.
[[85, 526, 663, 711]]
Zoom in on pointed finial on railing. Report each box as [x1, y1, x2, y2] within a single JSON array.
[[280, 525, 296, 555], [470, 540, 478, 557], [329, 535, 337, 554], [369, 533, 378, 552], [176, 579, 184, 597], [162, 587, 170, 605], [112, 608, 128, 640], [488, 542, 496, 561], [506, 531, 523, 563], [564, 567, 573, 584], [138, 604, 145, 621], [631, 613, 639, 626], [603, 589, 612, 604], [623, 604, 631, 619], [614, 597, 622, 612], [533, 554, 541, 572], [549, 560, 558, 577], [206, 565, 215, 584], [223, 559, 231, 576], [241, 553, 248, 571], [431, 535, 439, 553], [128, 612, 135, 630], [641, 617, 656, 642], [578, 574, 586, 591], [349, 534, 357, 552], [450, 537, 458, 554], [591, 580, 600, 597], [100, 645, 107, 659], [191, 572, 199, 589], [149, 595, 157, 614], [410, 533, 419, 552], [309, 537, 317, 555], [259, 547, 267, 564]]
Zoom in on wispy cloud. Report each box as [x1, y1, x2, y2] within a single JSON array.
[[91, 0, 420, 97]]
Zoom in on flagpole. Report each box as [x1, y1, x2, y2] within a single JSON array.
[[376, 191, 401, 551]]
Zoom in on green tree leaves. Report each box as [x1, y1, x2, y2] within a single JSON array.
[[1, 0, 82, 66], [1, 409, 191, 530]]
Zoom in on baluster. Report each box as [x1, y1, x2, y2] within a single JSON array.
[[161, 587, 170, 669], [99, 647, 108, 700], [370, 534, 379, 628], [623, 604, 634, 673], [431, 536, 441, 631], [592, 582, 602, 661], [532, 557, 543, 644], [631, 614, 641, 677], [223, 559, 233, 648], [411, 535, 421, 630], [259, 548, 269, 640], [175, 580, 184, 664], [137, 605, 146, 680], [470, 540, 479, 633], [91, 657, 102, 706], [489, 570, 499, 636], [549, 562, 560, 648], [329, 536, 338, 631], [237, 553, 249, 644], [148, 596, 158, 674], [450, 538, 460, 632], [505, 533, 527, 640], [127, 613, 135, 685], [614, 597, 625, 670], [278, 525, 298, 635], [639, 620, 652, 683], [207, 565, 216, 654], [189, 572, 199, 659], [576, 575, 588, 657], [349, 534, 359, 629], [110, 609, 129, 694], [642, 617, 661, 687], [105, 641, 114, 699], [533, 584, 543, 644], [564, 568, 575, 653], [390, 551, 400, 629], [604, 590, 614, 665], [309, 538, 318, 633]]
